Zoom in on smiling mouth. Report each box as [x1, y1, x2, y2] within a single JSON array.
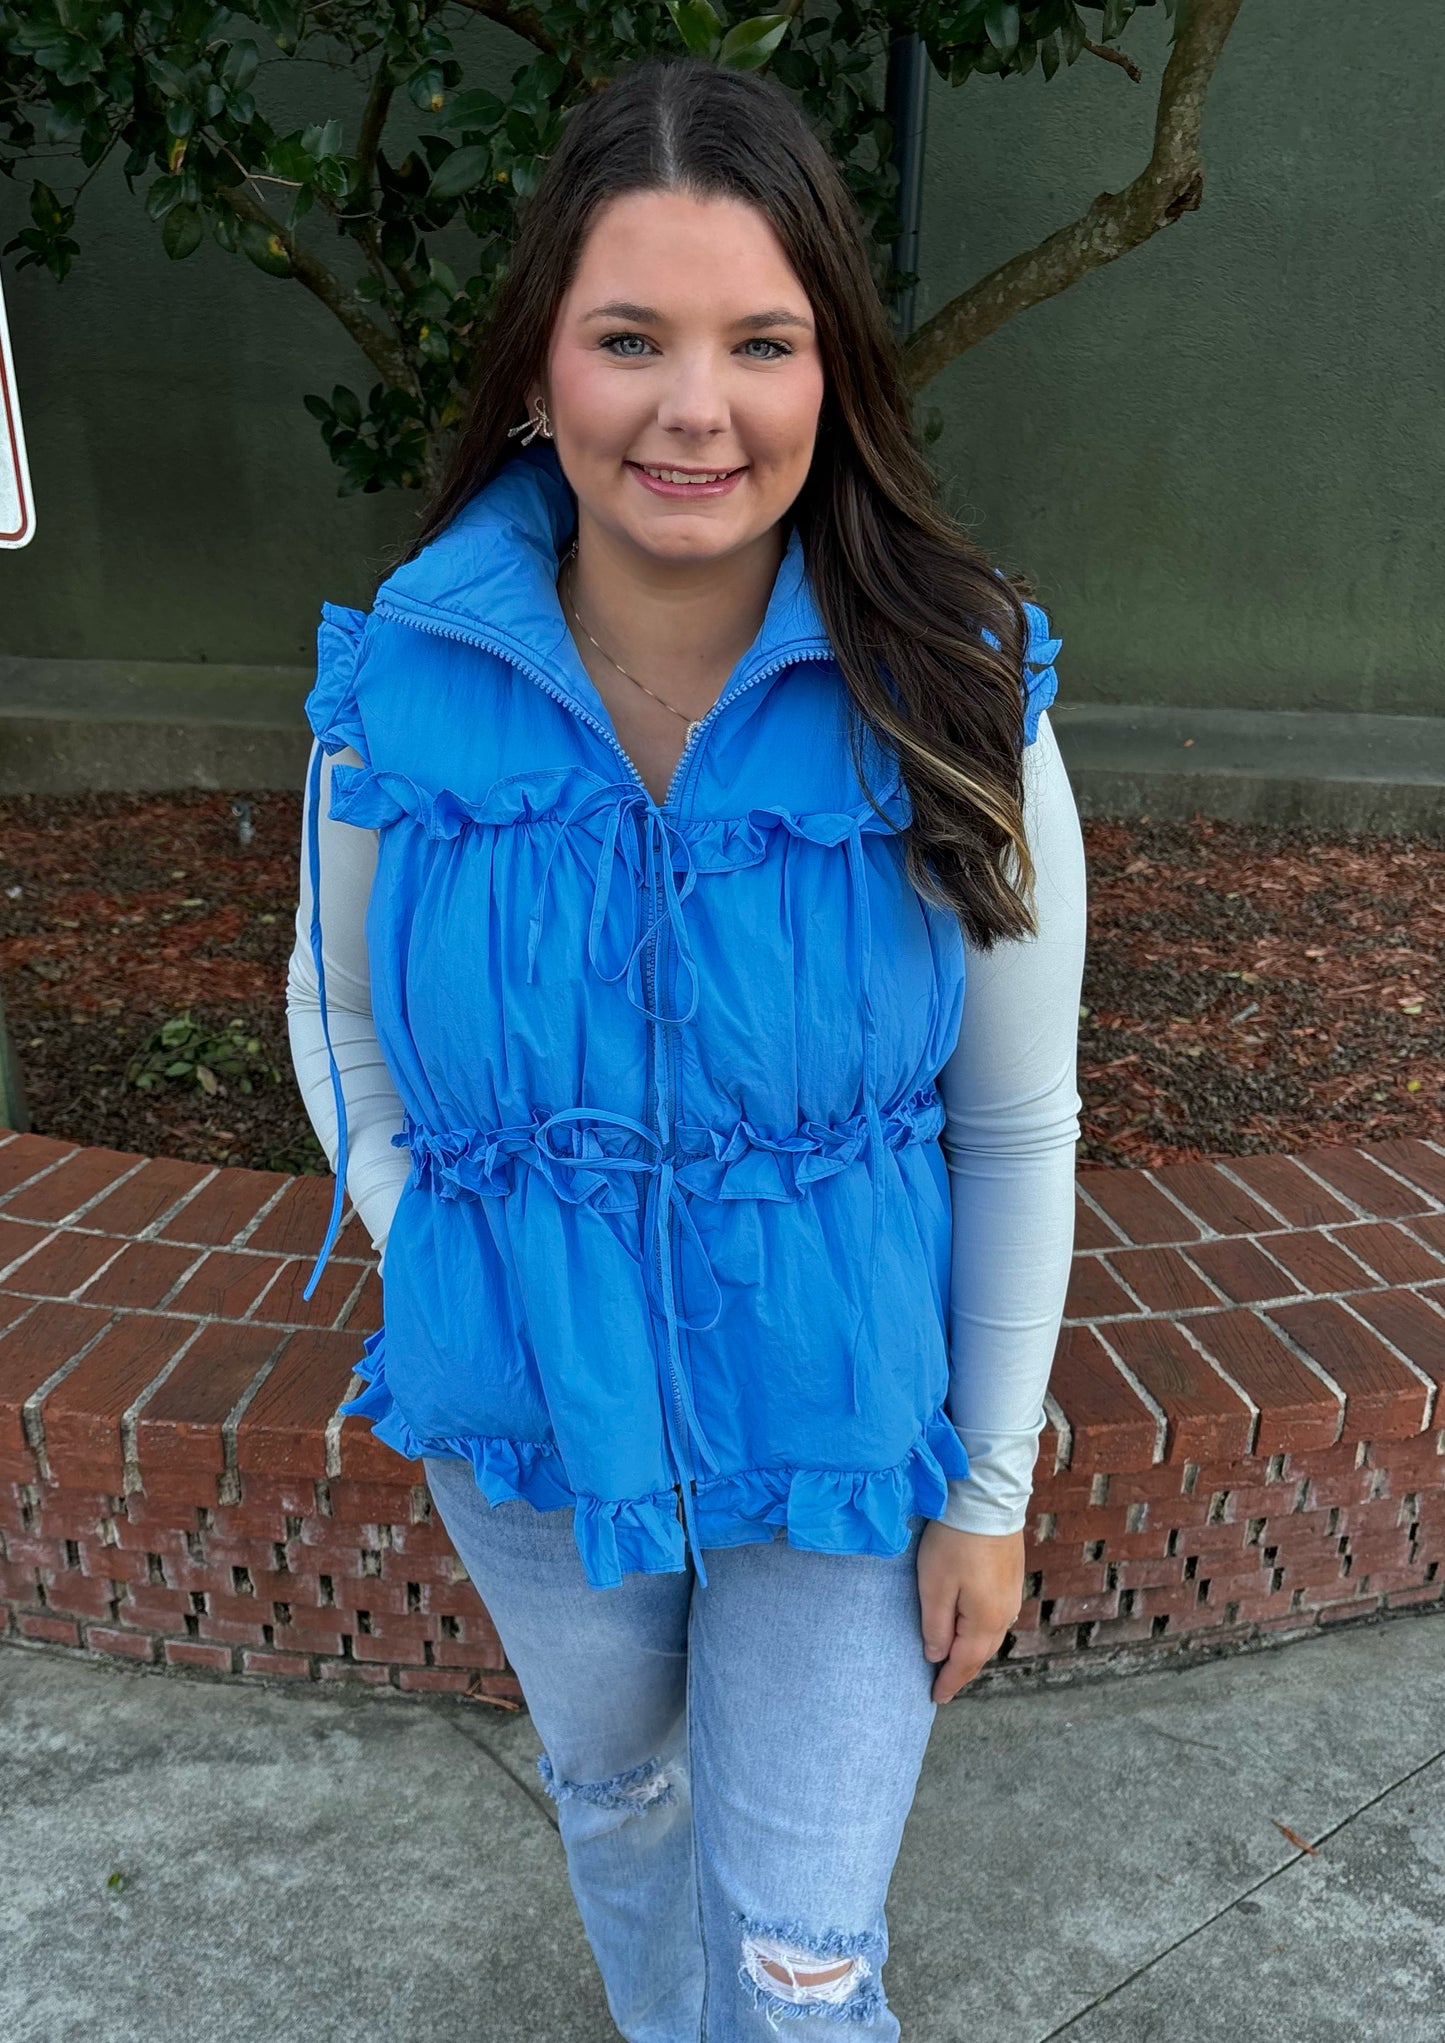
[[630, 462, 744, 485]]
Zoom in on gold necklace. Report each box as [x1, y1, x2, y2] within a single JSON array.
[[558, 539, 705, 736]]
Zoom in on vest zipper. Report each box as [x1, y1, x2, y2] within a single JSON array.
[[374, 598, 829, 1557]]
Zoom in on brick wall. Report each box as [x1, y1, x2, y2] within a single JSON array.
[[1, 1128, 1442, 1693]]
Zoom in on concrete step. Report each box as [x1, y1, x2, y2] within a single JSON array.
[[3, 656, 1443, 828]]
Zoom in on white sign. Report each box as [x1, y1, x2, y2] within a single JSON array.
[[0, 268, 35, 548]]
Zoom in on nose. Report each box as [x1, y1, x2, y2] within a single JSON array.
[[654, 346, 732, 439]]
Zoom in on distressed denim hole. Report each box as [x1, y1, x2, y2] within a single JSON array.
[[535, 1749, 676, 1813]]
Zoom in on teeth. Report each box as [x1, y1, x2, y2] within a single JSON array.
[[641, 466, 736, 484]]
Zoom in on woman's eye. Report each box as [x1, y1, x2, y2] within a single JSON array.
[[599, 333, 792, 361], [741, 338, 791, 360], [601, 332, 654, 358]]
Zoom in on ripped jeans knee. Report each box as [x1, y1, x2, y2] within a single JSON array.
[[737, 1914, 888, 2026], [535, 1749, 678, 1819]]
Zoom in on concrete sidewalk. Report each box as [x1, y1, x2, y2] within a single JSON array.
[[3, 1613, 1443, 2042]]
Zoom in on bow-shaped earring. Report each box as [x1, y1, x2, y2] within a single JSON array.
[[507, 397, 553, 443]]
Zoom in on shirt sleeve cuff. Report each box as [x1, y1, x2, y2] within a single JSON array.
[[938, 1421, 1048, 1535]]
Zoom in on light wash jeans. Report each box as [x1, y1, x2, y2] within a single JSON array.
[[423, 1455, 940, 2041]]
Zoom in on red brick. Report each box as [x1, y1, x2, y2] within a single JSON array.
[[1184, 1311, 1341, 1456], [3, 1230, 124, 1300], [3, 1148, 143, 1225], [1313, 1593, 1382, 1623], [342, 1270, 383, 1333], [1386, 1583, 1445, 1609], [245, 1176, 371, 1260], [196, 1613, 271, 1647], [0, 1133, 77, 1199], [1293, 1146, 1431, 1220], [1044, 1326, 1160, 1471], [1073, 1190, 1123, 1251], [1267, 1299, 1433, 1439], [1345, 1290, 1445, 1388], [119, 1589, 197, 1629], [396, 1667, 480, 1694], [235, 1329, 361, 1477], [248, 1256, 362, 1329], [352, 1629, 429, 1665], [1413, 1215, 1445, 1260], [212, 1475, 320, 1530], [0, 1290, 32, 1339], [80, 1156, 213, 1236], [1099, 1318, 1255, 1463], [325, 1478, 417, 1525], [1075, 1171, 1203, 1247], [39, 1571, 117, 1620], [1148, 1162, 1281, 1238], [0, 1300, 113, 1474], [241, 1649, 313, 1679], [1362, 1139, 1445, 1205], [1328, 1222, 1445, 1287], [1217, 1154, 1355, 1229], [134, 1321, 281, 1476], [42, 1314, 195, 1488], [0, 1217, 49, 1277], [1104, 1246, 1220, 1315], [16, 1611, 81, 1647], [85, 1625, 157, 1661], [169, 1251, 288, 1322], [79, 1240, 199, 1311], [157, 1168, 290, 1248], [1064, 1256, 1139, 1322], [1261, 1229, 1375, 1298], [336, 1411, 424, 1483], [1048, 1589, 1122, 1625], [317, 1659, 392, 1685], [1185, 1238, 1297, 1306], [163, 1639, 234, 1673]]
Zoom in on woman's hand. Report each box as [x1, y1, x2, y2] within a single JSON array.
[[916, 1520, 1025, 1703]]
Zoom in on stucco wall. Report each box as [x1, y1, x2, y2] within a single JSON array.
[[1, 3, 1439, 713]]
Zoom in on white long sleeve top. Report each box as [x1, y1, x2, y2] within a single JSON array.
[[287, 709, 1086, 1535]]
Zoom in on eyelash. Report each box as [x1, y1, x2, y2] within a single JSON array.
[[598, 332, 793, 362]]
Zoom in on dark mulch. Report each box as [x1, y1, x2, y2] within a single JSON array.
[[0, 792, 1440, 1176]]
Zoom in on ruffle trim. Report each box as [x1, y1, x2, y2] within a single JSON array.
[[306, 601, 371, 761], [398, 1087, 944, 1210], [338, 1331, 970, 1592], [324, 757, 912, 859], [1021, 599, 1062, 746]]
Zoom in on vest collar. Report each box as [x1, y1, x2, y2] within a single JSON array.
[[372, 438, 831, 720]]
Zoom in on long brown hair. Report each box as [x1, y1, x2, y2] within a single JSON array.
[[393, 53, 1042, 948]]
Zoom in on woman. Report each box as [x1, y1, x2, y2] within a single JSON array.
[[287, 50, 1085, 2040]]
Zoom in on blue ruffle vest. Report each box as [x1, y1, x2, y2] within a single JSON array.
[[303, 438, 1060, 1589]]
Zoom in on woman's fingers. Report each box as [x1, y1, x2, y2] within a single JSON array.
[[916, 1520, 1025, 1703]]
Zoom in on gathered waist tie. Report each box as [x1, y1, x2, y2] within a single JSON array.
[[465, 1104, 722, 1584], [524, 782, 701, 1025]]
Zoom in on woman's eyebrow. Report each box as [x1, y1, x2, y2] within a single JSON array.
[[579, 300, 812, 332]]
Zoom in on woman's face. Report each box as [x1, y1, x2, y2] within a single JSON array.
[[537, 189, 826, 566]]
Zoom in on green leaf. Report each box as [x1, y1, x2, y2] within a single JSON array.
[[220, 38, 259, 91], [162, 204, 204, 258], [436, 88, 504, 133], [1039, 29, 1060, 80], [667, 0, 722, 56], [984, 3, 1020, 54], [331, 384, 362, 427], [719, 13, 791, 70], [237, 215, 291, 276], [428, 144, 491, 201]]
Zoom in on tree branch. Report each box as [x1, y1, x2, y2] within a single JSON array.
[[900, 0, 1245, 392], [220, 183, 419, 395], [444, 0, 563, 62], [1084, 35, 1142, 83]]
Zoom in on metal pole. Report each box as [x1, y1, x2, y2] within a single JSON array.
[[0, 988, 29, 1133], [885, 30, 931, 343]]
